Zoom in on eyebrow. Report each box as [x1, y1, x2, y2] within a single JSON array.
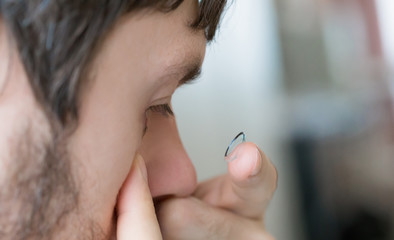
[[174, 57, 203, 87]]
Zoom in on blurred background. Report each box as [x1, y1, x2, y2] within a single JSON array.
[[173, 0, 394, 239]]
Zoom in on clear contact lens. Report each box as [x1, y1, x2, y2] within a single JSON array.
[[224, 132, 246, 160]]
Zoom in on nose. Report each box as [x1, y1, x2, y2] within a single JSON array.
[[138, 111, 197, 198]]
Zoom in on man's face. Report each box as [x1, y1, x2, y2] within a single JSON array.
[[0, 0, 205, 238]]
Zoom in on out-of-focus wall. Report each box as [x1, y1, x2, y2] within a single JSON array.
[[273, 0, 394, 239], [175, 0, 394, 239], [173, 1, 305, 240], [376, 0, 394, 68]]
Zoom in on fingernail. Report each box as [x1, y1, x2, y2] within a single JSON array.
[[135, 154, 148, 182], [224, 132, 246, 163], [250, 148, 262, 177], [225, 145, 240, 163]]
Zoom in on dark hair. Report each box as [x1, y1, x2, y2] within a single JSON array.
[[0, 0, 226, 124]]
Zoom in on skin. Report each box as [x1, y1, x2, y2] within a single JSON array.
[[0, 0, 277, 239], [68, 0, 204, 233]]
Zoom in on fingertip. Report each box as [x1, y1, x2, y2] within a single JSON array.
[[117, 153, 149, 214], [116, 154, 162, 240], [135, 153, 148, 182], [250, 147, 262, 177], [228, 142, 262, 182]]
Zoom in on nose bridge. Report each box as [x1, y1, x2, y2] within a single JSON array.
[[139, 113, 197, 198]]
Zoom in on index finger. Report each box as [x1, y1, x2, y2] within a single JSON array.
[[117, 154, 162, 240], [193, 142, 278, 219]]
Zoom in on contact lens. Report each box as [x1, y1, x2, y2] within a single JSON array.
[[224, 132, 246, 162]]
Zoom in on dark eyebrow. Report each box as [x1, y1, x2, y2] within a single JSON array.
[[178, 64, 202, 87], [176, 58, 203, 87]]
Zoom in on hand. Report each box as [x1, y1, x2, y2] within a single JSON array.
[[156, 142, 278, 240], [116, 142, 277, 240], [116, 154, 162, 240]]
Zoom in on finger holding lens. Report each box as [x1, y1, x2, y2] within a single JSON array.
[[194, 132, 278, 219]]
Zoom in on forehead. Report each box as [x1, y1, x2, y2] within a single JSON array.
[[100, 0, 206, 80]]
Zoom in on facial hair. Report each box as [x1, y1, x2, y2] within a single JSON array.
[[0, 113, 109, 239]]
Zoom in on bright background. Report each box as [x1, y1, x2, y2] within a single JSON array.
[[173, 1, 394, 240]]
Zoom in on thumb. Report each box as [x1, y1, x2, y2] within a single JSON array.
[[117, 154, 162, 240]]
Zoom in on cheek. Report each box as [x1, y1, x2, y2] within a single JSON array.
[[69, 103, 143, 197], [67, 75, 148, 228], [70, 53, 149, 199], [68, 102, 144, 232]]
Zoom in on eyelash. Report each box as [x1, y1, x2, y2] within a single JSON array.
[[147, 103, 174, 117]]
